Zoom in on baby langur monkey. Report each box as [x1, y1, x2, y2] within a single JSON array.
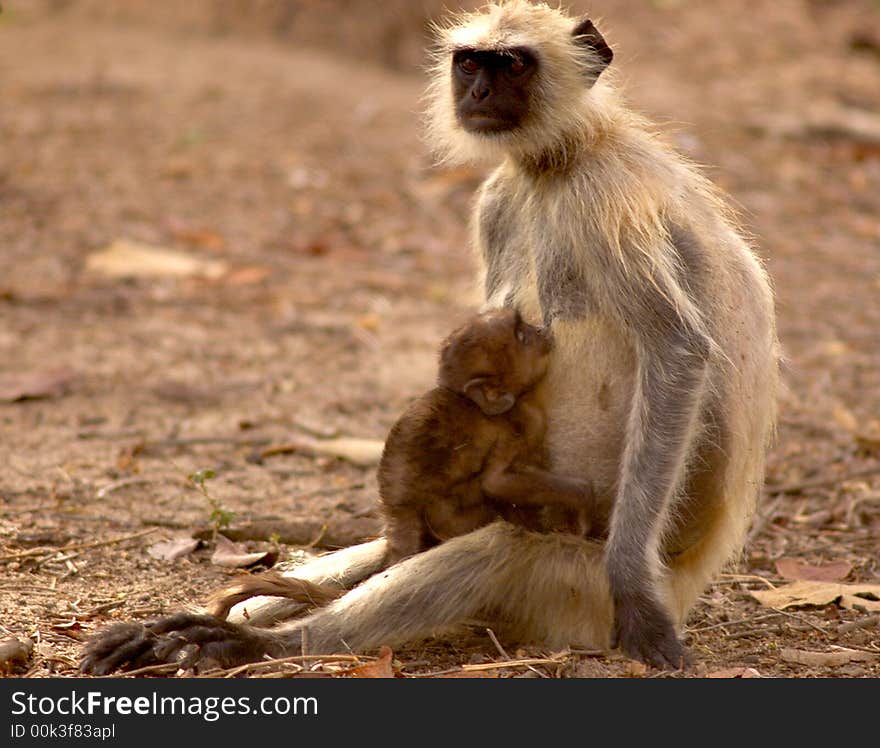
[[206, 308, 597, 620], [379, 307, 597, 563]]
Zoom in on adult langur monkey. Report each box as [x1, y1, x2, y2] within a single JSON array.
[[81, 1, 778, 674]]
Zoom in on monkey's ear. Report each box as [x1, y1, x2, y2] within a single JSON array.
[[463, 378, 516, 416], [572, 18, 613, 78]]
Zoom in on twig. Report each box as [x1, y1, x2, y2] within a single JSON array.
[[303, 524, 328, 549], [209, 653, 368, 678], [747, 494, 785, 542], [104, 663, 181, 678], [765, 464, 880, 495], [834, 643, 880, 655], [726, 624, 785, 640], [301, 627, 310, 658], [0, 528, 158, 562], [688, 613, 782, 633], [402, 667, 472, 678], [82, 599, 128, 619], [715, 573, 778, 589], [96, 477, 153, 499], [0, 584, 65, 594], [77, 429, 146, 440], [485, 628, 510, 660], [773, 609, 829, 635], [291, 418, 339, 439], [567, 648, 605, 657], [154, 436, 273, 448], [839, 615, 880, 634], [461, 655, 568, 672], [77, 430, 273, 451]]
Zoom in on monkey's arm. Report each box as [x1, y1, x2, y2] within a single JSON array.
[[482, 463, 592, 512], [605, 275, 711, 669]]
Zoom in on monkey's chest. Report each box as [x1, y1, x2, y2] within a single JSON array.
[[503, 302, 634, 502]]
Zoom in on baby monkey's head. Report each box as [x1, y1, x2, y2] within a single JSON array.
[[438, 308, 553, 416]]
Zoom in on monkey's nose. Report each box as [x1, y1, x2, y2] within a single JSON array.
[[471, 83, 491, 102]]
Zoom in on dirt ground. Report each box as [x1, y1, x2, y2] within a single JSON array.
[[1, 0, 878, 679]]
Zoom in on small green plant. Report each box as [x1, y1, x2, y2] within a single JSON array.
[[189, 468, 235, 536]]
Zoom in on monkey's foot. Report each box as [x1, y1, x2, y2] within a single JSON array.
[[612, 597, 691, 670], [80, 613, 282, 675]]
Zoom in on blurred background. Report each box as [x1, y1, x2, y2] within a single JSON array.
[[0, 1, 878, 677]]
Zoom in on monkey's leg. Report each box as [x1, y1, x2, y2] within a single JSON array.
[[260, 522, 613, 654], [81, 523, 613, 673]]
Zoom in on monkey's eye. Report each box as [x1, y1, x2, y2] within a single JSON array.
[[515, 326, 528, 344], [458, 57, 479, 75], [508, 57, 526, 75]]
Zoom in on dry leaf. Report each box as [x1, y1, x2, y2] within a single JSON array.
[[280, 437, 385, 468], [855, 421, 880, 452], [707, 667, 763, 678], [821, 340, 850, 357], [224, 266, 271, 286], [774, 558, 852, 582], [781, 648, 877, 667], [749, 105, 880, 146], [832, 405, 858, 432], [413, 166, 480, 201], [0, 368, 77, 402], [211, 536, 273, 568], [86, 239, 227, 279], [171, 227, 226, 251], [344, 646, 394, 678], [840, 595, 880, 612], [151, 380, 220, 404], [750, 579, 880, 610], [147, 537, 200, 562], [625, 660, 648, 678], [354, 313, 380, 332]]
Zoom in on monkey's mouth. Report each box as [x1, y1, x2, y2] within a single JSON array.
[[535, 326, 554, 352], [458, 113, 519, 135]]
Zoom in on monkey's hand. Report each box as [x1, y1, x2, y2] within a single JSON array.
[[612, 594, 691, 670], [80, 613, 284, 675]]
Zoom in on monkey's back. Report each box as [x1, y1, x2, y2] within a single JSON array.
[[378, 387, 512, 554]]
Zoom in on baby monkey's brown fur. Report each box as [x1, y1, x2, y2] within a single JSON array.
[[207, 309, 597, 619], [380, 307, 596, 565]]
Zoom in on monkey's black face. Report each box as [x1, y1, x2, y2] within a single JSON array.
[[452, 48, 537, 134]]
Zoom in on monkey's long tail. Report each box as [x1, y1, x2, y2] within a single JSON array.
[[225, 538, 389, 627], [206, 571, 343, 620]]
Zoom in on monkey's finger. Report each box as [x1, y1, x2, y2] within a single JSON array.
[[625, 632, 690, 671], [192, 638, 270, 670], [80, 623, 156, 675], [148, 612, 226, 635], [149, 628, 272, 671]]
